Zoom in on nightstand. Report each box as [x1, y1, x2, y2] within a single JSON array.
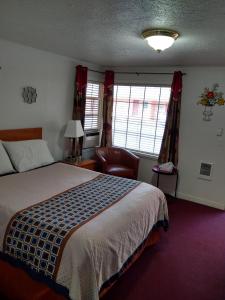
[[64, 159, 96, 171], [152, 165, 178, 198]]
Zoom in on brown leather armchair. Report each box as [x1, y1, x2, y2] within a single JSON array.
[[95, 147, 140, 180]]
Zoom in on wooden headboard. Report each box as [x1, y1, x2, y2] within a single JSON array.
[[0, 128, 42, 141]]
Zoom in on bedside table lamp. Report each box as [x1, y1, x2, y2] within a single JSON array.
[[64, 120, 84, 162]]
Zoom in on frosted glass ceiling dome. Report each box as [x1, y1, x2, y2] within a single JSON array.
[[142, 29, 179, 52]]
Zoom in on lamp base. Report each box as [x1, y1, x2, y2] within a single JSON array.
[[65, 155, 82, 164]]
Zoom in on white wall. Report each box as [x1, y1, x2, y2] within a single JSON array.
[[0, 39, 224, 210], [113, 66, 225, 210], [179, 67, 225, 210], [0, 38, 103, 160]]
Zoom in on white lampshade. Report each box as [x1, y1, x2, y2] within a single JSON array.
[[141, 29, 179, 52], [64, 120, 84, 138], [146, 35, 175, 52]]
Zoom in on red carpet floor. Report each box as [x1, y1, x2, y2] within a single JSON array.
[[103, 199, 225, 300]]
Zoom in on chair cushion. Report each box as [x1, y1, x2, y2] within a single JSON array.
[[105, 164, 135, 179]]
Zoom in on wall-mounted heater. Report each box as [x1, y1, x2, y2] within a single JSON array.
[[199, 161, 213, 181]]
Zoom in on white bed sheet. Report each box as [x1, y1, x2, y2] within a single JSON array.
[[0, 163, 168, 300]]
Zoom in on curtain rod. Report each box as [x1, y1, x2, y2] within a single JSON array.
[[89, 69, 186, 76]]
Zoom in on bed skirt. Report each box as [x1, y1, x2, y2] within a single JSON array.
[[0, 229, 160, 300]]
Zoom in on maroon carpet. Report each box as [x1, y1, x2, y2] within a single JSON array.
[[103, 199, 225, 300]]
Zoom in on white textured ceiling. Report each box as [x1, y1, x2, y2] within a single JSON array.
[[0, 0, 225, 67]]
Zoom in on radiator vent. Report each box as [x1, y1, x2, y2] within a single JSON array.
[[199, 162, 213, 180]]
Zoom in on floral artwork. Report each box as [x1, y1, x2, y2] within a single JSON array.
[[198, 84, 225, 106], [197, 84, 225, 121]]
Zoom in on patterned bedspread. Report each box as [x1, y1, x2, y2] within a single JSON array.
[[0, 163, 168, 300], [3, 174, 140, 280]]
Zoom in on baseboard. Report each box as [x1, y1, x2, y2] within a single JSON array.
[[177, 192, 225, 210]]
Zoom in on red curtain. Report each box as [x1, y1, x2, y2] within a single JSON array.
[[73, 65, 88, 154], [101, 70, 114, 147], [158, 71, 183, 166]]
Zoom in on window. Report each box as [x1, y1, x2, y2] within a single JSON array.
[[112, 85, 171, 156], [84, 82, 101, 131]]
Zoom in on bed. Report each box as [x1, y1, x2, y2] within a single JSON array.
[[0, 128, 168, 300]]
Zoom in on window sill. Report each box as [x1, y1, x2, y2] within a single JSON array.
[[129, 150, 159, 161]]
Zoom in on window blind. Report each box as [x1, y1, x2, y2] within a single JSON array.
[[84, 82, 101, 131], [112, 85, 171, 156]]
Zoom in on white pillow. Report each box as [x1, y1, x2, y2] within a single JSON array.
[[3, 139, 55, 172], [0, 141, 16, 175]]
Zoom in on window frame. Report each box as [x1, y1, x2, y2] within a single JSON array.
[[112, 83, 171, 159], [84, 81, 103, 133]]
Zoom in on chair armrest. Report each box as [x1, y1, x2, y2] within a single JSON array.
[[95, 150, 108, 173], [121, 148, 140, 179]]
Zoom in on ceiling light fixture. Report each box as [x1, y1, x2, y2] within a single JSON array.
[[141, 29, 179, 53]]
